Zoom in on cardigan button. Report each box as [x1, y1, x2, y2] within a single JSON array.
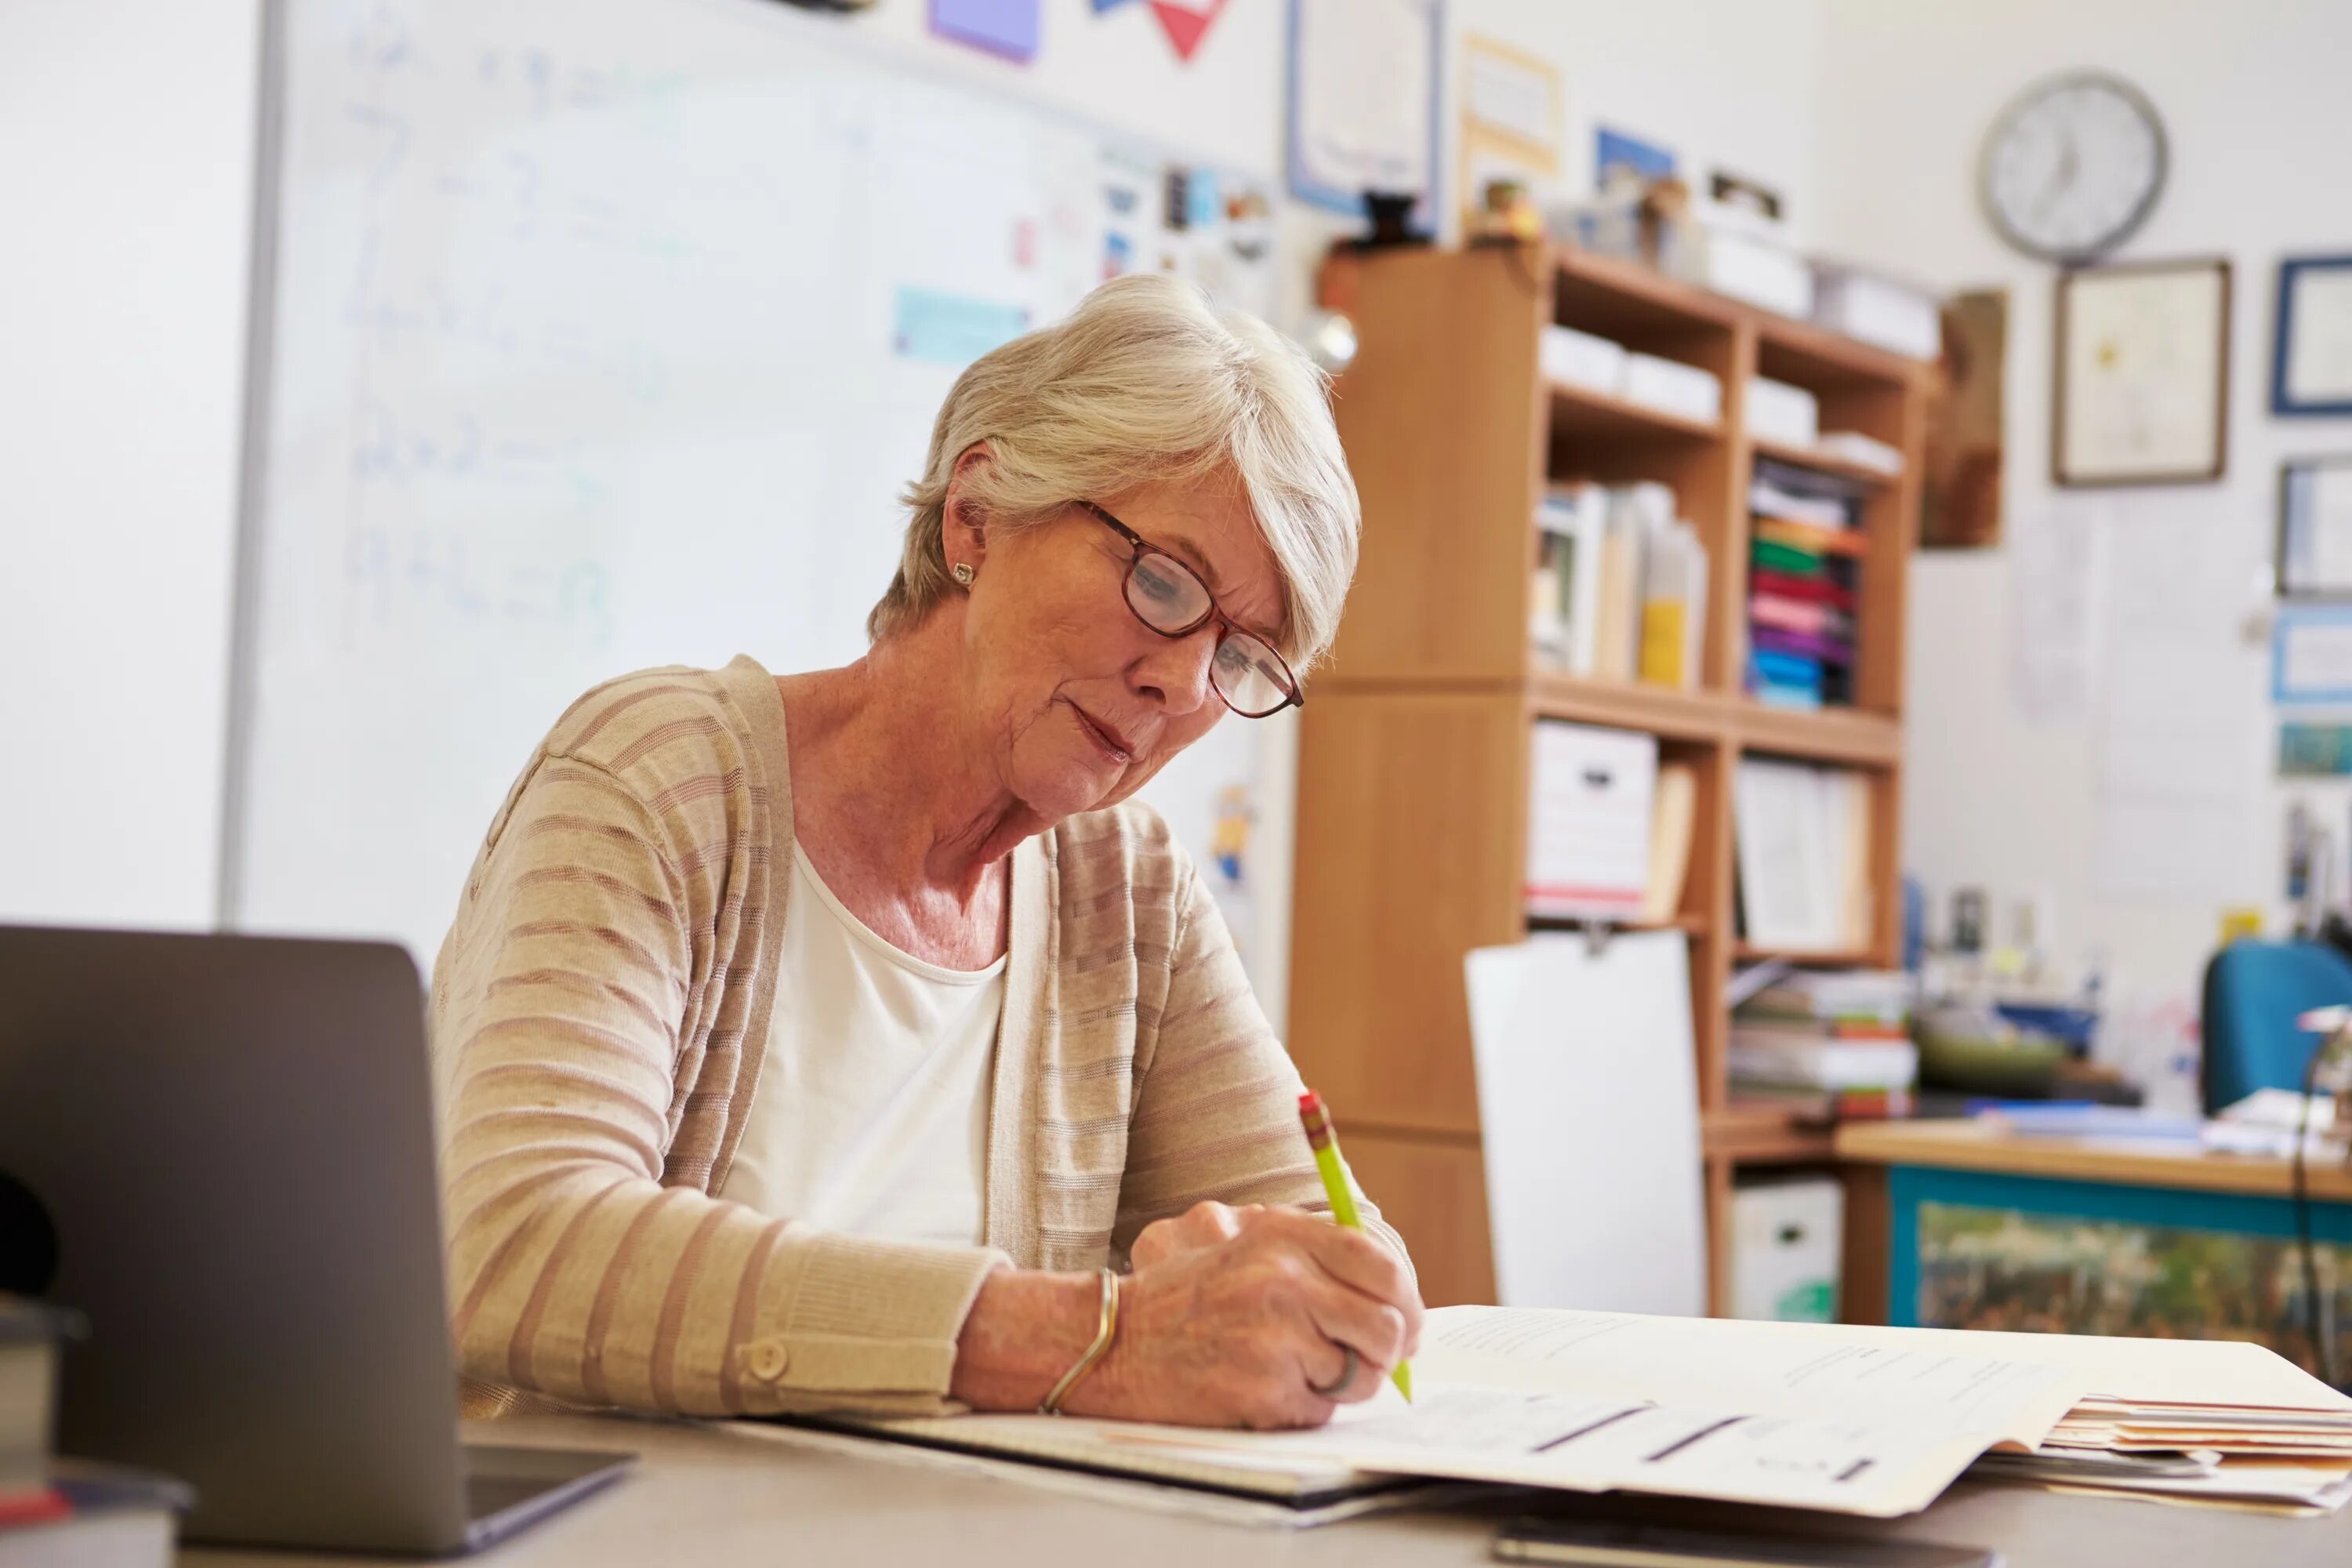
[[745, 1338, 790, 1382]]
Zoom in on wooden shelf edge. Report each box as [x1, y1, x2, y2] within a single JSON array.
[[1553, 244, 1744, 328], [1749, 436, 1902, 488], [1548, 379, 1725, 442], [1527, 913, 1708, 936], [1703, 1104, 1839, 1163], [1527, 672, 1726, 742], [1731, 701, 1902, 768], [1753, 310, 1929, 390], [1731, 943, 1886, 967]]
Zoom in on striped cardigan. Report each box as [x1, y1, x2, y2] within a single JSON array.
[[428, 656, 1406, 1419]]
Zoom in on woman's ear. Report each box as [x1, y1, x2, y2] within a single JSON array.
[[943, 443, 993, 568]]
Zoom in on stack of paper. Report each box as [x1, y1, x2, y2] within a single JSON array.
[[811, 1308, 2352, 1526], [1746, 459, 1865, 710], [1099, 1307, 2096, 1519], [1730, 969, 1916, 1098], [1973, 1391, 2352, 1513]]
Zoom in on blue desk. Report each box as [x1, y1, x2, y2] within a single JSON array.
[[1836, 1121, 2352, 1380]]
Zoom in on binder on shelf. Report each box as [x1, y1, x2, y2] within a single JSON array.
[[1638, 514, 1708, 690], [1733, 758, 1872, 952], [1525, 722, 1657, 922], [1638, 760, 1698, 926], [1532, 486, 1606, 676]]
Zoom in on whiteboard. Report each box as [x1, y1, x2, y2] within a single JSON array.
[[229, 0, 1277, 965]]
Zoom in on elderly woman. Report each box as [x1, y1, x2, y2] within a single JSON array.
[[430, 274, 1421, 1431]]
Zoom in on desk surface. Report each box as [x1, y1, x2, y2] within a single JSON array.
[[178, 1412, 2352, 1568], [1837, 1119, 2352, 1202]]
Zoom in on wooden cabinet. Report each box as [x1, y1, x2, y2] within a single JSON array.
[[1289, 243, 1930, 1312]]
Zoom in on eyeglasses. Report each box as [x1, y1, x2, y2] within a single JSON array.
[[1073, 499, 1301, 719]]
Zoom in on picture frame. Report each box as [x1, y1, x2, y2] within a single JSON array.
[[2272, 255, 2352, 416], [1287, 0, 1443, 229], [2277, 455, 2352, 599], [2053, 256, 2230, 488]]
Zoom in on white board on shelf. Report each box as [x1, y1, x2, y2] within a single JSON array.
[[227, 0, 1276, 966], [1465, 932, 1706, 1317]]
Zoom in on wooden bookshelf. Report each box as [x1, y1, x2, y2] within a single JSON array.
[[1288, 241, 1930, 1314]]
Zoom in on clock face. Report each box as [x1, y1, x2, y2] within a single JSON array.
[[1980, 72, 2167, 262]]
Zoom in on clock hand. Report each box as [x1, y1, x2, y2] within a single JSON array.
[[2032, 128, 2080, 223]]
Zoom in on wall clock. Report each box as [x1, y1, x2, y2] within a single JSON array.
[[1980, 71, 2166, 263]]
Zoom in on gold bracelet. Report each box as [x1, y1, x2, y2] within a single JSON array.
[[1038, 1268, 1120, 1416]]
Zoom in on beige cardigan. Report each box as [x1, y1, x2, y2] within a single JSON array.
[[428, 657, 1406, 1419]]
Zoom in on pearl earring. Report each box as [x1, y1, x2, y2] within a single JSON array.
[[952, 562, 975, 586]]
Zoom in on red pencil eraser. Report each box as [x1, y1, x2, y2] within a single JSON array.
[[1298, 1089, 1322, 1113]]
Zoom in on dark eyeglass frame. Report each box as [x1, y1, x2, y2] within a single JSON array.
[[1073, 499, 1302, 718]]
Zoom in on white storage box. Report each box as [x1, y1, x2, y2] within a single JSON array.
[[1622, 353, 1722, 424], [1541, 324, 1630, 395], [1745, 376, 1820, 448], [1731, 1176, 1842, 1323], [1681, 225, 1813, 319], [1813, 263, 1940, 361]]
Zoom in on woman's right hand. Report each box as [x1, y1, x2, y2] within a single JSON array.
[[1065, 1202, 1422, 1429]]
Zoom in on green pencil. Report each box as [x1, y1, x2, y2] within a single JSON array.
[[1297, 1088, 1414, 1402]]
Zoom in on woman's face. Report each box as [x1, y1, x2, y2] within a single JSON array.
[[951, 474, 1287, 823]]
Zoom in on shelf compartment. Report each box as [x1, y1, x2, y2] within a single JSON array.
[[1554, 245, 1741, 339], [1755, 314, 1925, 394], [1749, 436, 1900, 489], [1548, 380, 1723, 444]]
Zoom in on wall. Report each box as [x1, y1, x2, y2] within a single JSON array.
[[0, 0, 1825, 1038], [0, 0, 259, 929], [1456, 0, 1820, 248], [1811, 0, 2352, 1014]]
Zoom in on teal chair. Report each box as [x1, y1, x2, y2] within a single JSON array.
[[2200, 940, 2352, 1115]]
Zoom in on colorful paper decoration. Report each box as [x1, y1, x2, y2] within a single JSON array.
[[1148, 0, 1226, 61], [930, 0, 1040, 64]]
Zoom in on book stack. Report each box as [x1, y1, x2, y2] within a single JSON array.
[[1746, 459, 1864, 710], [1729, 969, 1916, 1115], [1532, 483, 1706, 689], [3, 1297, 187, 1566]]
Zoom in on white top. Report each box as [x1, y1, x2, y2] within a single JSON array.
[[714, 842, 1004, 1247]]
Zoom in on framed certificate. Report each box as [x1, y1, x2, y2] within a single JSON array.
[[2272, 255, 2352, 416], [2053, 257, 2230, 487], [2278, 456, 2352, 599]]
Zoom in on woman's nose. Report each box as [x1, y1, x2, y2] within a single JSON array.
[[1131, 626, 1219, 716]]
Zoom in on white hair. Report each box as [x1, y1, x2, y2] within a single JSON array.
[[869, 272, 1360, 670]]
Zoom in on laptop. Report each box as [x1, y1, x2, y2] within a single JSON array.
[[0, 924, 633, 1553]]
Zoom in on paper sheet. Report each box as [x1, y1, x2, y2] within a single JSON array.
[[2009, 508, 2104, 724], [1105, 1307, 2100, 1518], [1417, 1308, 2082, 1446], [2093, 501, 2263, 899], [1289, 0, 1437, 215]]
